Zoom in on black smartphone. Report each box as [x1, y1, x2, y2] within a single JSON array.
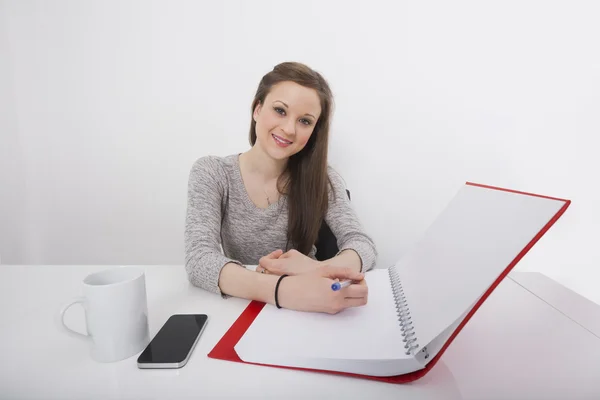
[[137, 314, 208, 369]]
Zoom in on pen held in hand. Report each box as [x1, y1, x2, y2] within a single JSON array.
[[331, 280, 353, 291]]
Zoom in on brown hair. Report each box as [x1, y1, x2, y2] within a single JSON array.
[[249, 62, 334, 255]]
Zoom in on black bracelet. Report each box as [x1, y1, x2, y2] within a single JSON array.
[[274, 274, 289, 309]]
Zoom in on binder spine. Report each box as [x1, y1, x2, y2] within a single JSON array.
[[389, 266, 421, 355]]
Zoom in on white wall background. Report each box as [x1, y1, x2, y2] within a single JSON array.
[[1, 0, 598, 301]]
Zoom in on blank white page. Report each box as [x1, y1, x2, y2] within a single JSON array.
[[235, 269, 411, 364], [397, 184, 567, 349]]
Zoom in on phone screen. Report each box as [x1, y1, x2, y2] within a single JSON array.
[[137, 314, 207, 367]]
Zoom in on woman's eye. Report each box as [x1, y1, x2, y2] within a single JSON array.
[[273, 106, 312, 125]]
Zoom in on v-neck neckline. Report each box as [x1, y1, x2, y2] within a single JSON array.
[[234, 154, 285, 213]]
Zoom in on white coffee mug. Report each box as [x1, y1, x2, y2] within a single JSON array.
[[58, 267, 150, 362]]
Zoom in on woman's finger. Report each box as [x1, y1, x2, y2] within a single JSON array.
[[268, 249, 283, 258], [260, 258, 284, 273], [342, 283, 368, 299], [319, 265, 364, 281], [259, 249, 282, 263], [342, 296, 368, 308]]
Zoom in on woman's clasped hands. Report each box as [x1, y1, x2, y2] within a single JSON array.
[[256, 249, 368, 314], [257, 249, 319, 276]]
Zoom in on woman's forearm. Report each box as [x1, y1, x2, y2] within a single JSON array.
[[218, 262, 279, 304]]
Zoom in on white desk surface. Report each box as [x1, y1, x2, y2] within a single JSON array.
[[1, 265, 599, 400]]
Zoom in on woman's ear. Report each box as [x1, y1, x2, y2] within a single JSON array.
[[253, 102, 262, 122]]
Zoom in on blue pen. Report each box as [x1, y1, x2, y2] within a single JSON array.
[[331, 280, 353, 291]]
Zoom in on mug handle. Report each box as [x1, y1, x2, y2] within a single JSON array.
[[58, 297, 89, 339]]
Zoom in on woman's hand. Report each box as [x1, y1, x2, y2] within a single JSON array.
[[257, 249, 320, 276], [276, 265, 368, 314]]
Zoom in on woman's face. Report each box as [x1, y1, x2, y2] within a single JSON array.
[[253, 81, 322, 161]]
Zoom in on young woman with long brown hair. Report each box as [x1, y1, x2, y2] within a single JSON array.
[[185, 62, 377, 314]]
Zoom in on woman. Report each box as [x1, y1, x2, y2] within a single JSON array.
[[184, 62, 377, 314]]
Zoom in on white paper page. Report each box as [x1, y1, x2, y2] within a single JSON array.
[[397, 184, 567, 350], [419, 298, 478, 363], [235, 269, 410, 362]]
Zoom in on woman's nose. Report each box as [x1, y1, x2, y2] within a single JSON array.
[[282, 117, 296, 136]]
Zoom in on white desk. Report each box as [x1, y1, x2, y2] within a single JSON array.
[[1, 265, 599, 399]]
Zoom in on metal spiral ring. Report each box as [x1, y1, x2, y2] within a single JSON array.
[[389, 266, 421, 356], [405, 343, 419, 355]]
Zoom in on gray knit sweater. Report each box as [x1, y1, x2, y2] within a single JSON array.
[[184, 154, 378, 295]]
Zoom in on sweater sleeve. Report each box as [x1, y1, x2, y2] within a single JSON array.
[[324, 166, 378, 272], [184, 156, 244, 296]]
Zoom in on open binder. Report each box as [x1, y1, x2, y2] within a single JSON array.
[[208, 182, 571, 383]]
